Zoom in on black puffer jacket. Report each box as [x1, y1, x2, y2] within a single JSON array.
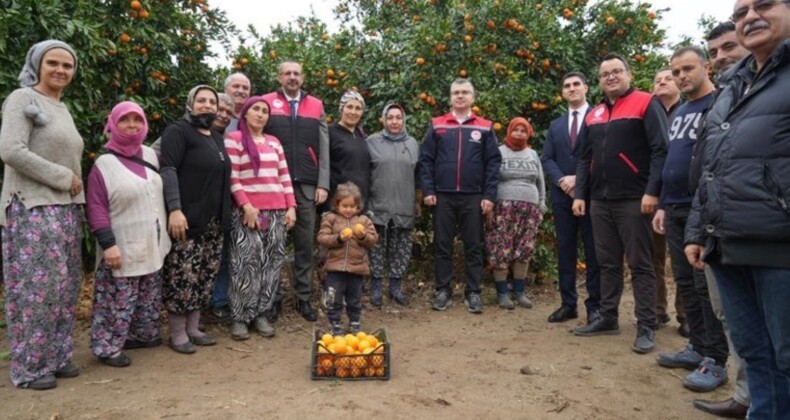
[[685, 39, 790, 267]]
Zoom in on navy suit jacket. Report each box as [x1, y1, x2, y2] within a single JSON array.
[[541, 109, 590, 204]]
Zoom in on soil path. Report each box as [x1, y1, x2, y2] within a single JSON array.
[[0, 284, 728, 419]]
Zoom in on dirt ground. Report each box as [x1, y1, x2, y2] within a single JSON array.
[[0, 276, 734, 420]]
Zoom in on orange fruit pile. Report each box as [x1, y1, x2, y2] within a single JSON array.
[[314, 331, 386, 378]]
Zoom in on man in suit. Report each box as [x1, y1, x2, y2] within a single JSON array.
[[541, 72, 601, 324]]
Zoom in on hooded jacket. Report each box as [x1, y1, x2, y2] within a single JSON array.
[[318, 212, 378, 275]]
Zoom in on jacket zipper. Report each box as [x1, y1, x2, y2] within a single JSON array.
[[343, 218, 350, 271], [764, 163, 790, 214], [456, 125, 462, 190]]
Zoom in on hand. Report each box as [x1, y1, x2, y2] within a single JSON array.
[[315, 188, 328, 205], [285, 207, 296, 230], [641, 194, 659, 215], [70, 174, 83, 196], [339, 227, 353, 242], [353, 223, 366, 239], [685, 244, 706, 270], [167, 210, 189, 241], [572, 199, 585, 216], [481, 199, 494, 215], [559, 175, 576, 195], [652, 209, 665, 235], [103, 245, 122, 270], [242, 204, 260, 230], [423, 195, 437, 206]]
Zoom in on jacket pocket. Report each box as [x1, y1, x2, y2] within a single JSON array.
[[307, 146, 318, 167], [618, 153, 639, 174], [764, 163, 790, 214]]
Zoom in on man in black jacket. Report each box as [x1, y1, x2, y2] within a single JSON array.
[[572, 53, 668, 355], [685, 2, 790, 417]]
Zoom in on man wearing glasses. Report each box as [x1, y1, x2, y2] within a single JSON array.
[[572, 53, 668, 355], [685, 1, 790, 417]]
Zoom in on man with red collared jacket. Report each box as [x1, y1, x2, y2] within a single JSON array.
[[420, 78, 501, 314], [262, 61, 330, 323], [572, 53, 668, 354]]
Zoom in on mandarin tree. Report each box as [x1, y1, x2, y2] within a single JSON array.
[[0, 0, 233, 262], [233, 0, 667, 278]]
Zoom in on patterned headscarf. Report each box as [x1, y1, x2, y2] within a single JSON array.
[[338, 90, 366, 113]]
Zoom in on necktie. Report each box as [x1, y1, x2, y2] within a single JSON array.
[[289, 100, 298, 122], [570, 110, 579, 149]]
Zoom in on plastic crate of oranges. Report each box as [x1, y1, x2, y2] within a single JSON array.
[[311, 328, 390, 380]]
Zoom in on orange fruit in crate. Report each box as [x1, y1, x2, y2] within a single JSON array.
[[336, 367, 350, 378], [350, 366, 362, 378], [316, 366, 326, 376], [321, 333, 333, 346], [358, 339, 371, 353], [334, 340, 348, 355], [317, 344, 329, 354], [319, 356, 333, 369], [365, 367, 377, 377], [335, 356, 351, 369], [367, 336, 379, 347], [356, 332, 368, 340], [371, 354, 385, 368], [346, 335, 360, 351], [353, 355, 368, 368], [327, 343, 337, 354], [375, 367, 386, 377]]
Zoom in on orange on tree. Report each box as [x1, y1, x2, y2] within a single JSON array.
[[120, 32, 131, 43], [464, 35, 472, 42], [130, 0, 142, 11], [326, 69, 335, 78], [605, 16, 616, 25], [493, 122, 502, 131], [139, 9, 149, 19], [416, 57, 425, 65], [458, 69, 468, 78]]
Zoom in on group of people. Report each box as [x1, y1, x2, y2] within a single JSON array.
[[2, 1, 789, 418]]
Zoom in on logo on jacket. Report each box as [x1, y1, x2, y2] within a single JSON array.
[[470, 130, 482, 142], [590, 106, 605, 122], [272, 99, 284, 109]]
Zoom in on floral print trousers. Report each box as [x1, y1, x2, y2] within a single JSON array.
[[2, 198, 83, 387], [485, 200, 543, 270], [90, 262, 162, 358], [162, 219, 222, 314]]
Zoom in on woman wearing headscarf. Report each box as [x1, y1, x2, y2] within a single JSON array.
[[224, 96, 296, 341], [86, 101, 171, 367], [485, 117, 546, 310], [327, 90, 370, 202], [160, 85, 231, 354], [366, 103, 419, 307], [0, 40, 83, 390]]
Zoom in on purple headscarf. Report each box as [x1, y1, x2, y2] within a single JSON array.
[[104, 101, 148, 158], [237, 95, 272, 176]]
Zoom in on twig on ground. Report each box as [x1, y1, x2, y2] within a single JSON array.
[[226, 346, 253, 353], [85, 378, 119, 385], [231, 399, 247, 407]]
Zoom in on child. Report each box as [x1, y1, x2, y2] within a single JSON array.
[[318, 182, 378, 335]]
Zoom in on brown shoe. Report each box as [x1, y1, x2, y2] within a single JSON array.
[[692, 398, 748, 419]]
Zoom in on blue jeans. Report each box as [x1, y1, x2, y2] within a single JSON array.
[[211, 246, 230, 308], [711, 263, 790, 419]]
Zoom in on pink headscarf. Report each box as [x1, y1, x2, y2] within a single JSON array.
[[103, 101, 148, 158]]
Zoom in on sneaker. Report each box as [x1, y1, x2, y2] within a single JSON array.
[[27, 374, 56, 390], [330, 323, 345, 336], [684, 357, 729, 392], [388, 290, 410, 306], [254, 316, 275, 338], [231, 321, 250, 341], [515, 293, 533, 309], [657, 344, 704, 370], [464, 293, 483, 314], [497, 293, 515, 310], [54, 361, 80, 378], [431, 290, 452, 311], [574, 316, 620, 336], [349, 321, 361, 334], [632, 326, 656, 354]]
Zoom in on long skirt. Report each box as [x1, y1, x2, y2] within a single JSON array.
[[485, 200, 543, 270], [162, 218, 222, 314], [90, 261, 162, 357], [2, 197, 83, 387], [369, 224, 412, 280], [229, 209, 286, 323]]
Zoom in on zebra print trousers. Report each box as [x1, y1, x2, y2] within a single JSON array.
[[228, 208, 287, 323]]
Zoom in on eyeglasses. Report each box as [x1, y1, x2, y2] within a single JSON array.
[[731, 0, 790, 23], [598, 68, 626, 80]]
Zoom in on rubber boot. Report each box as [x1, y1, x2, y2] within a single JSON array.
[[388, 277, 410, 306], [495, 281, 515, 309], [371, 277, 383, 308], [513, 279, 533, 308]]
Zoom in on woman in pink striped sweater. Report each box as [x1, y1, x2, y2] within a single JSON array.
[[224, 96, 296, 341]]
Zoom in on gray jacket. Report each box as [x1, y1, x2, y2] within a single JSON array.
[[366, 131, 420, 228]]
